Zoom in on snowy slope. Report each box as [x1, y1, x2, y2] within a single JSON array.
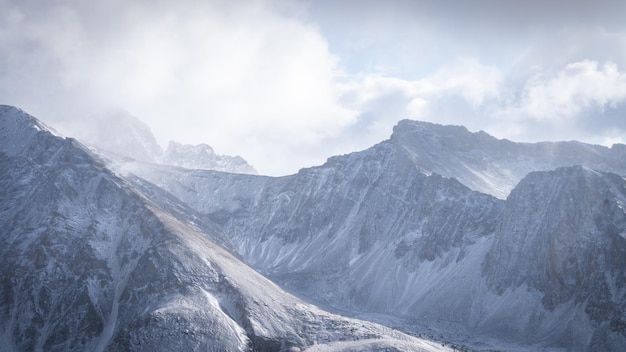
[[0, 105, 448, 351]]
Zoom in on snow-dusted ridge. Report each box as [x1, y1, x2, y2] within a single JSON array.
[[392, 119, 626, 199]]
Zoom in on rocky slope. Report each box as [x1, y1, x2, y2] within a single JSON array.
[[482, 166, 626, 350], [0, 105, 447, 352]]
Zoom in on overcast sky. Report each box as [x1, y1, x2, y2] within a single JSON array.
[[2, 0, 626, 175]]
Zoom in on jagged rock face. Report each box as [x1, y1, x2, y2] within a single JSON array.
[[159, 141, 257, 175], [122, 141, 502, 313], [392, 120, 626, 198], [225, 141, 500, 269], [483, 166, 626, 348], [0, 106, 447, 352]]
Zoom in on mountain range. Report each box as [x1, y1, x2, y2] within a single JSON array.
[[1, 104, 625, 351]]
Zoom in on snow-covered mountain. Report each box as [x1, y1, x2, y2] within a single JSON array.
[[159, 141, 257, 175], [56, 109, 257, 174], [0, 105, 448, 351], [121, 120, 626, 351], [392, 120, 626, 198]]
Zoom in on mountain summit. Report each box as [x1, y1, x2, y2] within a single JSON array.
[[160, 141, 257, 174], [391, 119, 626, 198]]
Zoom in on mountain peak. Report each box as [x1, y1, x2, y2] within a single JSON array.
[[391, 119, 500, 155], [0, 105, 49, 132], [387, 118, 626, 199], [160, 141, 257, 175], [0, 105, 60, 156], [166, 141, 215, 155], [394, 119, 470, 133]]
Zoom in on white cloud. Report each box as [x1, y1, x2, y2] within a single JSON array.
[[337, 58, 503, 129], [0, 0, 360, 175], [337, 58, 626, 147], [427, 58, 503, 107], [603, 136, 625, 147], [516, 60, 626, 121]]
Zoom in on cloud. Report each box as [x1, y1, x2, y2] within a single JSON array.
[[514, 61, 626, 121], [338, 58, 626, 147], [338, 58, 503, 131], [0, 0, 359, 175], [1, 0, 626, 175]]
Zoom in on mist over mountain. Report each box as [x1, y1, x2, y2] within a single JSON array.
[[56, 109, 257, 174], [55, 109, 164, 163], [2, 105, 625, 351]]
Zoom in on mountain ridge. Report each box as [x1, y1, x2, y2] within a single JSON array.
[[391, 119, 626, 198]]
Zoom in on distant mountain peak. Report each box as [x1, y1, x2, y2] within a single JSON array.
[[159, 141, 257, 175], [47, 107, 258, 174], [167, 141, 215, 154]]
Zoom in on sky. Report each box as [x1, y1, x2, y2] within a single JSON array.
[[1, 0, 626, 176]]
